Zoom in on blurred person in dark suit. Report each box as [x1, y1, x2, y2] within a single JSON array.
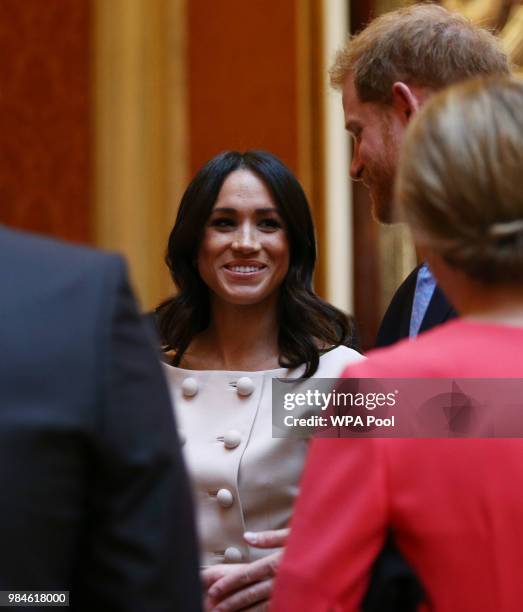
[[329, 4, 510, 347], [0, 226, 201, 611], [272, 76, 523, 612]]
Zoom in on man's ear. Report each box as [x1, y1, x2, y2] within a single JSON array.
[[391, 82, 421, 125]]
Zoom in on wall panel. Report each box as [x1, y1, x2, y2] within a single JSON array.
[[93, 0, 187, 309], [0, 0, 91, 243], [187, 0, 299, 175]]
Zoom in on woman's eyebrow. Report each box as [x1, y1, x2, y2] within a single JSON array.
[[210, 207, 235, 214], [211, 207, 280, 214], [256, 207, 280, 214]]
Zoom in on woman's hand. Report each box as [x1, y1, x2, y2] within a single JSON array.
[[202, 528, 289, 612]]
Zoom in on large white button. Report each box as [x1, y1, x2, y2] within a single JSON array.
[[223, 429, 241, 449], [236, 376, 254, 396], [181, 377, 198, 397], [217, 488, 234, 508], [224, 547, 243, 563]]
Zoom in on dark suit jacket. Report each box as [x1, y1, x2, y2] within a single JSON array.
[[369, 265, 457, 610], [0, 227, 201, 611], [376, 265, 457, 348]]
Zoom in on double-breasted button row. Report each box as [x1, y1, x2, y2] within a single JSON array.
[[236, 376, 255, 396], [181, 376, 256, 398], [224, 546, 243, 563], [223, 429, 241, 449], [216, 488, 234, 508], [181, 377, 199, 397]]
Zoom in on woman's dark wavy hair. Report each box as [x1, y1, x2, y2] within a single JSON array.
[[156, 150, 357, 377]]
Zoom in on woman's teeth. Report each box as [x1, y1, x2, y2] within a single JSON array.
[[229, 265, 262, 273]]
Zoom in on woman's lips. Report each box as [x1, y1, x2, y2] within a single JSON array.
[[223, 263, 267, 278]]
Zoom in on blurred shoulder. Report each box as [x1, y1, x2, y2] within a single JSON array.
[[340, 320, 465, 378], [0, 226, 124, 281], [315, 344, 365, 377]]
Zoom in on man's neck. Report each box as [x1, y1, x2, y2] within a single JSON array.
[[426, 252, 523, 327], [461, 290, 523, 327]]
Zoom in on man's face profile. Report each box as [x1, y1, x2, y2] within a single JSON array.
[[342, 76, 402, 224]]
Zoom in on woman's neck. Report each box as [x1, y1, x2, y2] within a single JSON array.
[[459, 286, 523, 326], [426, 252, 523, 327], [180, 296, 281, 371]]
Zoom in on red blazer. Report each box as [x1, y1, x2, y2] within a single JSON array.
[[272, 320, 523, 611]]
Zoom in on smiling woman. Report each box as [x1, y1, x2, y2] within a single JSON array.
[[157, 150, 357, 376], [155, 150, 363, 611], [197, 169, 290, 308]]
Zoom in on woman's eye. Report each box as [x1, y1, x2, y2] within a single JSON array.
[[259, 218, 282, 230], [210, 217, 234, 228]]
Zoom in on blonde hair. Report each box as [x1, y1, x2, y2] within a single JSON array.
[[397, 76, 523, 283], [329, 4, 509, 103]]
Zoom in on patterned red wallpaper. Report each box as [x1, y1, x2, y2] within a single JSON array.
[[188, 0, 299, 176], [0, 0, 91, 243]]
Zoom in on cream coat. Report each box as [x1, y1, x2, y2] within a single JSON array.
[[163, 345, 363, 566]]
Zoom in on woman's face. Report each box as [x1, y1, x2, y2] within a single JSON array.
[[197, 169, 290, 307]]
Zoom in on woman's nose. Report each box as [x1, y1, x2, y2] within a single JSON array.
[[231, 223, 261, 252]]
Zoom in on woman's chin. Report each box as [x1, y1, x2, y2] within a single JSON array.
[[214, 287, 276, 307]]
